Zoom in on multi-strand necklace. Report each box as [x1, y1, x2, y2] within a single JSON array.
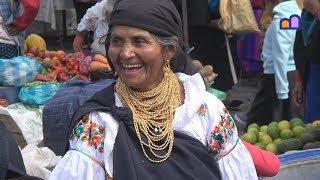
[[115, 66, 181, 163]]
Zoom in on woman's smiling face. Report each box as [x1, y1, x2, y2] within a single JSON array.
[[108, 25, 174, 91]]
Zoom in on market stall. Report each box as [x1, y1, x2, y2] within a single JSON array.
[[0, 34, 112, 178], [242, 118, 320, 180]]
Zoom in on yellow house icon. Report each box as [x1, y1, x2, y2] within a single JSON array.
[[281, 19, 290, 29]]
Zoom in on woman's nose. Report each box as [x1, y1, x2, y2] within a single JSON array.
[[119, 43, 135, 60]]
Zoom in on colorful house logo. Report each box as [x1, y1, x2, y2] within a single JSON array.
[[280, 14, 301, 30]]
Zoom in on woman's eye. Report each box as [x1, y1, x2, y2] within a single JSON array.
[[133, 38, 147, 47], [110, 38, 122, 46]]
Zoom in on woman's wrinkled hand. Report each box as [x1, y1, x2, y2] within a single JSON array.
[[73, 32, 85, 52], [6, 24, 20, 36], [192, 60, 218, 86], [292, 81, 305, 107]]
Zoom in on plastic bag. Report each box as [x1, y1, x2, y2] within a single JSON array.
[[0, 56, 43, 86], [21, 144, 61, 179], [19, 82, 65, 106], [207, 87, 227, 101], [0, 103, 43, 145], [218, 0, 260, 34]]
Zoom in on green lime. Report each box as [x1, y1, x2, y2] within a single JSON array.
[[292, 126, 306, 138], [266, 143, 278, 154], [280, 129, 294, 139], [278, 120, 291, 131], [242, 133, 257, 144], [248, 123, 260, 131], [260, 125, 268, 134], [259, 134, 273, 145], [255, 142, 266, 150]]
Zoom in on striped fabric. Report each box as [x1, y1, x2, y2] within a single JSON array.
[[236, 9, 263, 73], [0, 56, 43, 86]]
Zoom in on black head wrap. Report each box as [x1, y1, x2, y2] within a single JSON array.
[[105, 0, 197, 74]]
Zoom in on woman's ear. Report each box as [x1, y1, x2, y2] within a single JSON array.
[[164, 45, 177, 60], [163, 36, 179, 60]]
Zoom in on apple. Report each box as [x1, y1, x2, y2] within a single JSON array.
[[52, 57, 61, 67], [26, 53, 35, 58], [57, 72, 69, 82], [55, 50, 66, 59], [74, 52, 85, 60], [29, 47, 39, 57], [60, 54, 68, 63], [38, 51, 45, 59], [49, 51, 56, 58], [60, 67, 68, 74], [44, 51, 52, 58], [42, 58, 53, 68]]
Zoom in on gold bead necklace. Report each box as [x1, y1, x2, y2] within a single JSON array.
[[115, 65, 181, 163]]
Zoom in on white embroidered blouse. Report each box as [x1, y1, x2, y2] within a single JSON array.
[[49, 73, 258, 180]]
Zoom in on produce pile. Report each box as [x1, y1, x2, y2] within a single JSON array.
[[242, 118, 320, 155], [24, 34, 112, 83]]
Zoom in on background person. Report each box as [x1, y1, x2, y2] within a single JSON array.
[[236, 0, 304, 127], [293, 0, 320, 123], [0, 0, 40, 59]]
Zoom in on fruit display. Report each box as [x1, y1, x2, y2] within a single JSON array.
[[24, 43, 111, 83], [241, 118, 320, 155]]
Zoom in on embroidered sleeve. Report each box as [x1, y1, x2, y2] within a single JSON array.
[[207, 108, 239, 160], [69, 114, 106, 168]]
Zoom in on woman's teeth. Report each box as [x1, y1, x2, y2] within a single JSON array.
[[123, 64, 143, 68]]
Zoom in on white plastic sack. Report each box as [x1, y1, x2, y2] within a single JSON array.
[[0, 103, 43, 145], [21, 144, 61, 179]]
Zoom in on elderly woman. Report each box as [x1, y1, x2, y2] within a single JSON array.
[[49, 0, 278, 179]]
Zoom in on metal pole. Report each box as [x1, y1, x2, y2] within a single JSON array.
[[225, 33, 238, 84]]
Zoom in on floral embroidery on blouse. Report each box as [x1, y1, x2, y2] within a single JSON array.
[[70, 115, 105, 153], [197, 103, 208, 116], [208, 108, 236, 154]]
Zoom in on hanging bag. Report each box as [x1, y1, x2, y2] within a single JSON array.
[[218, 0, 260, 34]]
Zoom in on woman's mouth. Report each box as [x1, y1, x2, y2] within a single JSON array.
[[121, 64, 144, 72]]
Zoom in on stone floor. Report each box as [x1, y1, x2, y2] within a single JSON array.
[[226, 77, 260, 135]]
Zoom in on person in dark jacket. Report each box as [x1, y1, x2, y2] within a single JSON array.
[[293, 0, 320, 123], [0, 121, 42, 179]]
